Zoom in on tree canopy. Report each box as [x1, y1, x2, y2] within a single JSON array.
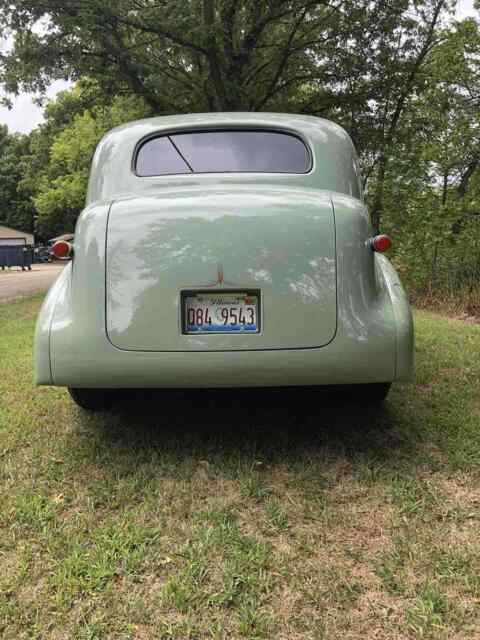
[[0, 125, 36, 233], [0, 0, 478, 303]]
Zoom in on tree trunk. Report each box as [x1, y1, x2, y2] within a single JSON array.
[[370, 153, 386, 232], [430, 171, 449, 292]]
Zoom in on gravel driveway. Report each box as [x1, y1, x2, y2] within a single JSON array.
[[0, 263, 65, 302]]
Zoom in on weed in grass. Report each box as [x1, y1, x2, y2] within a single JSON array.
[[0, 597, 19, 637], [406, 582, 449, 637], [375, 531, 422, 597], [13, 491, 59, 531], [376, 556, 407, 596], [391, 477, 441, 521], [264, 497, 290, 532], [333, 578, 364, 606], [123, 594, 152, 625], [48, 517, 158, 609], [240, 472, 272, 502], [161, 578, 195, 614], [157, 617, 202, 640], [433, 547, 480, 597], [235, 598, 274, 638], [355, 457, 392, 485], [306, 565, 364, 610]]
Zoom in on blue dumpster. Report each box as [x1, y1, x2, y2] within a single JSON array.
[[0, 239, 33, 270]]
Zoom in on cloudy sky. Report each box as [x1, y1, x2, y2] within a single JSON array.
[[0, 0, 477, 134]]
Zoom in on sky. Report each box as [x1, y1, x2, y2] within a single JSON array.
[[0, 0, 477, 134]]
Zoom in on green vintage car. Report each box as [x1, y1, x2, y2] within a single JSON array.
[[34, 113, 414, 410]]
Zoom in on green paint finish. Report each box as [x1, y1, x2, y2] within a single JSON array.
[[35, 113, 413, 388], [106, 187, 336, 351]]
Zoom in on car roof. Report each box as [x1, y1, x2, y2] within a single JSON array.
[[107, 112, 349, 140], [87, 112, 361, 204]]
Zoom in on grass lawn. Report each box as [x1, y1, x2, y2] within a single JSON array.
[[1, 296, 479, 639]]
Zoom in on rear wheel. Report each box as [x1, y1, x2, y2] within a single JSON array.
[[343, 383, 392, 405], [68, 387, 117, 411]]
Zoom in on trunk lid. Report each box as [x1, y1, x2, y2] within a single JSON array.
[[106, 186, 336, 351]]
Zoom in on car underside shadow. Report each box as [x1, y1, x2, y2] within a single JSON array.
[[71, 386, 418, 470]]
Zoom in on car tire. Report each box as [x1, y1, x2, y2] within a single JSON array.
[[343, 382, 392, 405], [68, 387, 117, 411]]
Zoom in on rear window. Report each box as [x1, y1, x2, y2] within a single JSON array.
[[135, 130, 311, 176]]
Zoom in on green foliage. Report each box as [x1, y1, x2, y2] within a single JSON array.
[[0, 125, 35, 233], [0, 1, 478, 295], [378, 17, 480, 302], [0, 0, 457, 120], [0, 0, 343, 112], [31, 94, 150, 239]]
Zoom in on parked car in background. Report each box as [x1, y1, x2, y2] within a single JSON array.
[[34, 113, 414, 410], [34, 245, 52, 263]]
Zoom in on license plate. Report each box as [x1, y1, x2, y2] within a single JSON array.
[[183, 291, 260, 334]]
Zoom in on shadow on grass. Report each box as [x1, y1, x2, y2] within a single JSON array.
[[70, 386, 421, 476]]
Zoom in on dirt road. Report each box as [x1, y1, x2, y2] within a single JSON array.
[[0, 263, 65, 302]]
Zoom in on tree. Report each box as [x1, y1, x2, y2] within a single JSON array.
[[0, 0, 457, 230], [380, 16, 480, 295], [1, 0, 478, 299], [0, 0, 344, 112], [30, 93, 150, 239], [19, 79, 113, 203], [307, 0, 452, 229], [0, 125, 36, 233]]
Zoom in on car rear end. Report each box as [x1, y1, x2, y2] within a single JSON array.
[[35, 114, 412, 398]]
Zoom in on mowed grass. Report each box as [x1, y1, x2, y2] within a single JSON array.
[[1, 297, 480, 640]]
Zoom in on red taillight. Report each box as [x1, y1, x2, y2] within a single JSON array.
[[51, 240, 73, 259], [370, 234, 391, 253]]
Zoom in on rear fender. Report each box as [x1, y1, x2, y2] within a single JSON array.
[[333, 194, 397, 381], [375, 254, 414, 381], [34, 262, 72, 385], [45, 203, 111, 385]]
